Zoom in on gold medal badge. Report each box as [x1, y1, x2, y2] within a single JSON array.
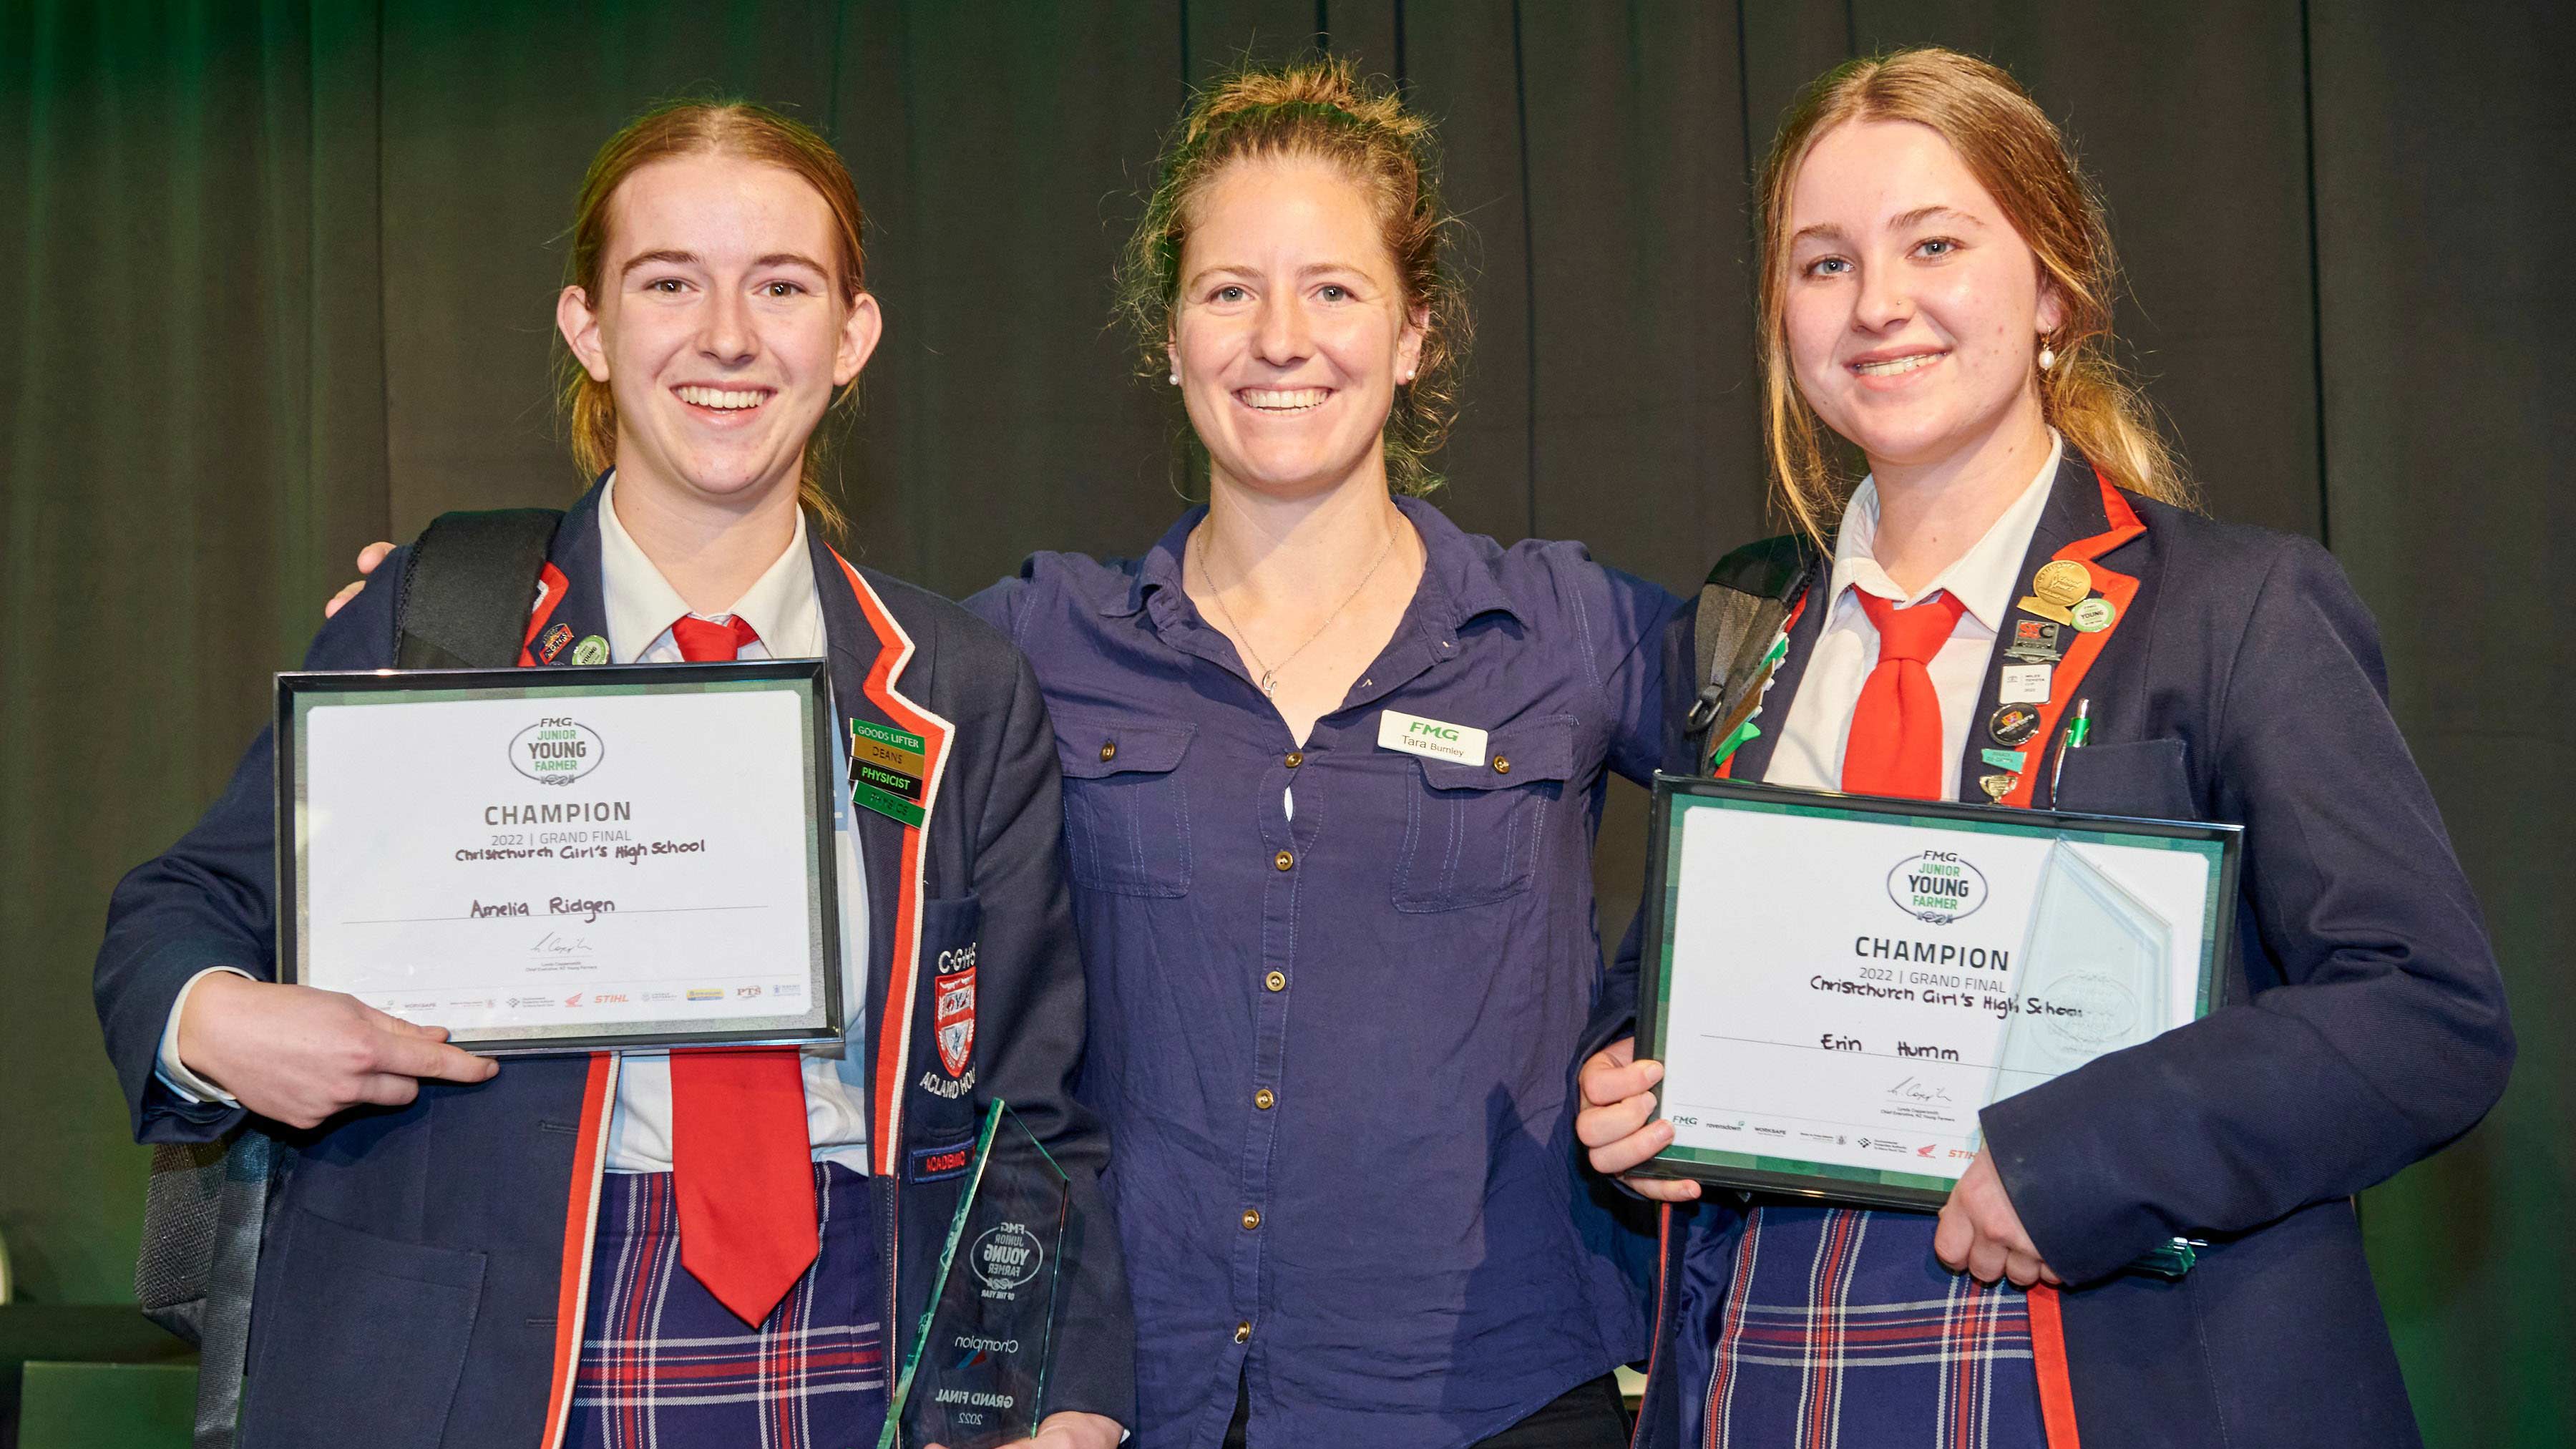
[[2015, 559, 2092, 626]]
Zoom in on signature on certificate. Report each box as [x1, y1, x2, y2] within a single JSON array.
[[1883, 1075, 1953, 1105], [530, 931, 594, 959]]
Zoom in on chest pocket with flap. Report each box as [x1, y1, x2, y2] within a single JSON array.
[[1055, 718, 1196, 898], [1392, 713, 1578, 913]]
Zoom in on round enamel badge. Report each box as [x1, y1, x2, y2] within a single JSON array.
[[1989, 703, 2044, 748]]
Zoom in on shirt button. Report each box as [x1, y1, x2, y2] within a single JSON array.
[[1241, 1208, 1263, 1230], [1254, 1087, 1275, 1110], [1098, 740, 1117, 762], [1492, 756, 1511, 775], [1274, 849, 1294, 872], [1264, 970, 1286, 992], [1284, 750, 1304, 769], [1234, 1321, 1253, 1344]]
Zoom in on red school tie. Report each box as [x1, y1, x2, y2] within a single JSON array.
[[1840, 590, 1969, 801], [664, 612, 818, 1326]]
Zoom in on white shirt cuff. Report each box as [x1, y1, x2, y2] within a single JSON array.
[[156, 967, 255, 1105]]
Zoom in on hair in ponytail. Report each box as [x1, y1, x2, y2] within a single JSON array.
[[1115, 57, 1470, 497], [560, 100, 866, 537], [1754, 48, 2194, 543]]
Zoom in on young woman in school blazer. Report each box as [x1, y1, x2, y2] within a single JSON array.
[[1576, 49, 2510, 1449]]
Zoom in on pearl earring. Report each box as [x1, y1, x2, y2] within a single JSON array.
[[1169, 370, 1180, 386], [2037, 345, 2056, 372]]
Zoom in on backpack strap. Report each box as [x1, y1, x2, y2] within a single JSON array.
[[395, 508, 566, 668], [1680, 534, 1825, 774]]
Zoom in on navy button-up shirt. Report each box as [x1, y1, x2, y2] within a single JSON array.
[[967, 498, 1679, 1449]]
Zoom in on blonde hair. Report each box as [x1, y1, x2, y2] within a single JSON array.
[[1755, 49, 2193, 542], [559, 100, 866, 537], [1115, 57, 1470, 497]]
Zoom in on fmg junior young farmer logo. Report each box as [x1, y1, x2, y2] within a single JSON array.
[[1886, 848, 1989, 924], [509, 718, 605, 787], [971, 1220, 1045, 1297]]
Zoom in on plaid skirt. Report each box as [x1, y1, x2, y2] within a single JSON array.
[[1698, 1206, 2045, 1449], [567, 1162, 889, 1449]]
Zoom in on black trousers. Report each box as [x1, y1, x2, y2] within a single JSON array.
[[1221, 1372, 1630, 1449]]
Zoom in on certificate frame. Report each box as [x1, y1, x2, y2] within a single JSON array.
[[274, 662, 843, 1055], [1632, 774, 2242, 1211]]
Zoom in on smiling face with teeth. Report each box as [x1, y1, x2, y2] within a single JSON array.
[[1782, 119, 2062, 483], [1168, 156, 1428, 502], [557, 153, 881, 515]]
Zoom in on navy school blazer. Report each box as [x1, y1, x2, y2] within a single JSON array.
[[94, 482, 1135, 1448], [1594, 452, 2512, 1449]]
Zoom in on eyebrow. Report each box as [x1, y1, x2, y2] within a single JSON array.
[[1181, 260, 1372, 291], [1790, 205, 1983, 248], [1889, 205, 1979, 230], [620, 249, 701, 278]]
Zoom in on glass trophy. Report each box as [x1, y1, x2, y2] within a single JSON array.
[[879, 1100, 1071, 1449], [1987, 841, 2208, 1278], [1988, 839, 2174, 1101]]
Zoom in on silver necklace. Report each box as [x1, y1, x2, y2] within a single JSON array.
[[1196, 520, 1400, 698]]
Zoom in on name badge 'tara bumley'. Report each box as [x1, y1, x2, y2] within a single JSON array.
[[1377, 709, 1489, 767]]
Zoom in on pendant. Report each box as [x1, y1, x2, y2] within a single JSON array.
[[1260, 671, 1278, 697]]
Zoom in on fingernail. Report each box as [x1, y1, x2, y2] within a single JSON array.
[[1642, 1061, 1664, 1085]]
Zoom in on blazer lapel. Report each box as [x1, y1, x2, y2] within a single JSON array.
[[808, 527, 959, 1179], [522, 482, 610, 668], [1951, 450, 2148, 808]]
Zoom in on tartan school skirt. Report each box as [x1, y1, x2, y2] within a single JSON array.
[[1694, 1206, 2046, 1449], [567, 1162, 889, 1449]]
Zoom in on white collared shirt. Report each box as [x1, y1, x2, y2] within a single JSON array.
[[160, 475, 872, 1176], [1765, 431, 2063, 799], [593, 474, 872, 1175]]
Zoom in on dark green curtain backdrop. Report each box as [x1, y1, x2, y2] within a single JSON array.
[[2, 2, 2565, 1441]]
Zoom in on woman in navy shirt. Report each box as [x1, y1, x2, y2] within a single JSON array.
[[967, 59, 1675, 1449]]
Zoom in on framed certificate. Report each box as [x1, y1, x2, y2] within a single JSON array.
[[275, 663, 843, 1054], [1634, 775, 2240, 1211]]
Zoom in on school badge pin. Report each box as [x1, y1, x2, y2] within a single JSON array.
[[537, 622, 575, 663], [933, 962, 977, 1078], [2004, 618, 2064, 664]]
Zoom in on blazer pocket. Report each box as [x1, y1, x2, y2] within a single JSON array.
[[243, 1205, 486, 1449], [2053, 737, 2198, 820], [1054, 718, 1196, 898], [1392, 715, 1577, 914]]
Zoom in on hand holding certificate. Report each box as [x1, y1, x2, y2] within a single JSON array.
[[1626, 776, 2240, 1212], [277, 663, 842, 1053]]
